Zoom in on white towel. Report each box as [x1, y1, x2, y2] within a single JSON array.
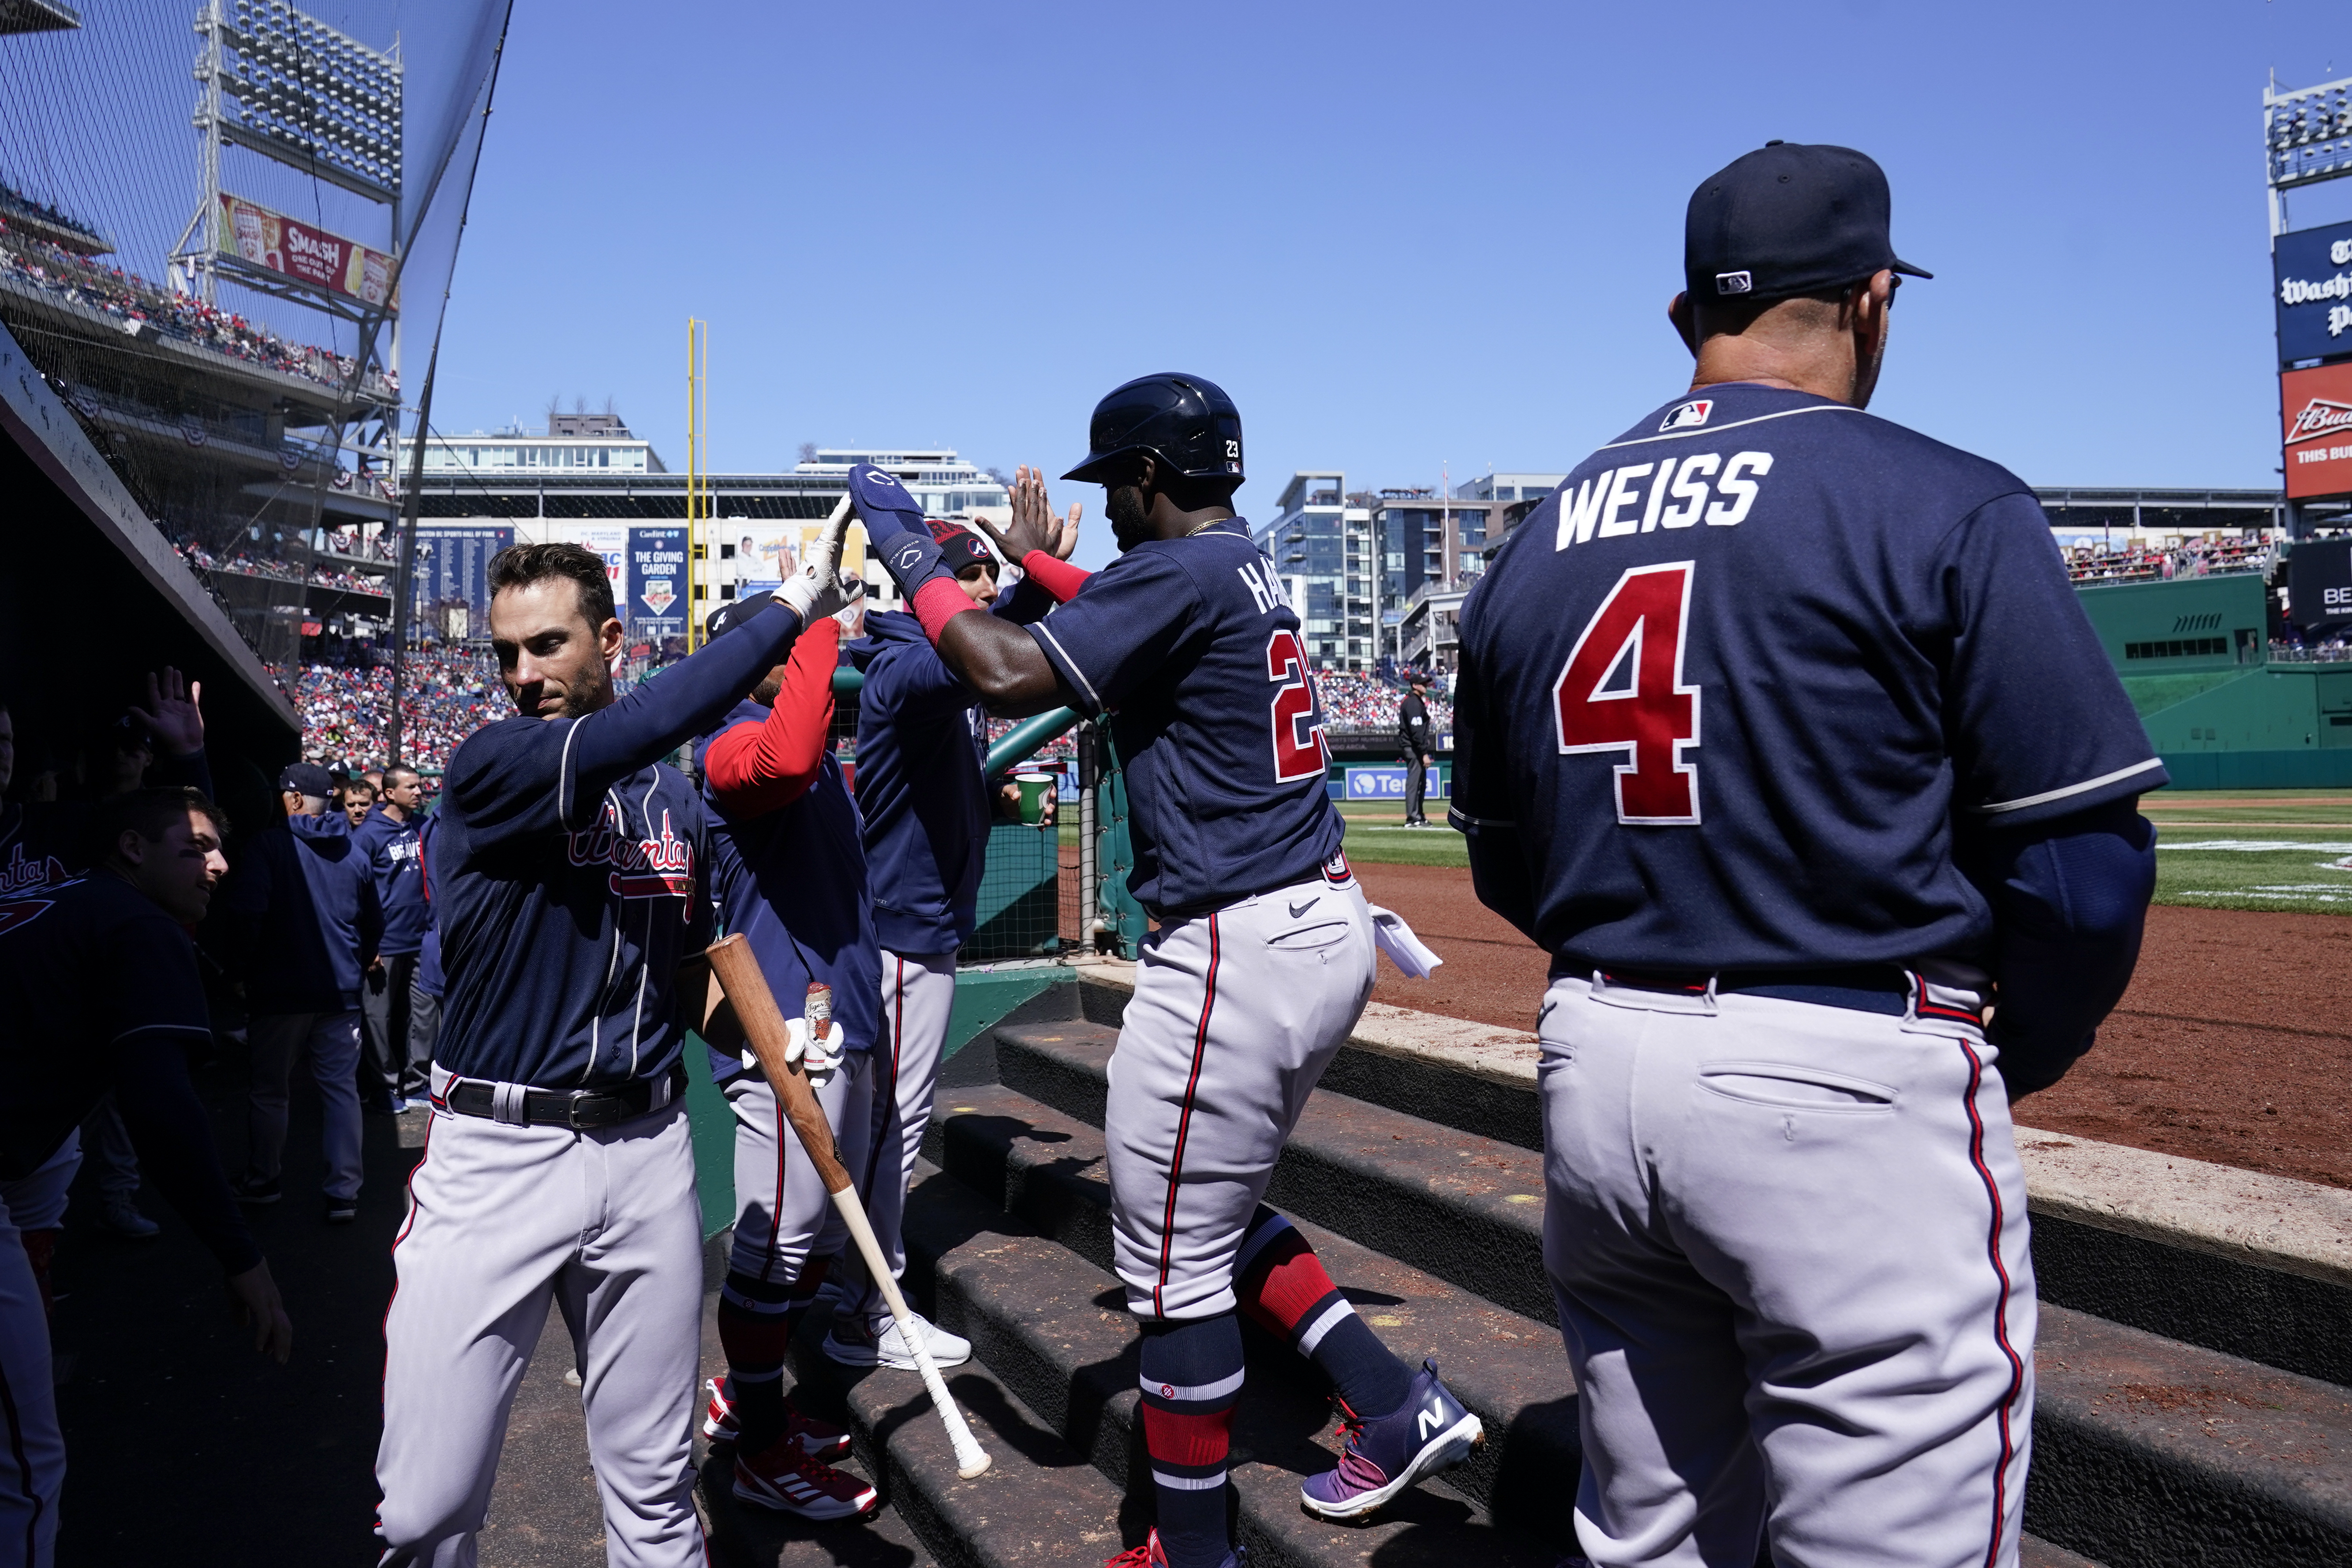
[[1366, 903, 1442, 979]]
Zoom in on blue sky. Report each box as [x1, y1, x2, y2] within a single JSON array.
[[430, 0, 2352, 569]]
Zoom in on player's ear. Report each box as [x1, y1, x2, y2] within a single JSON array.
[[1668, 291, 1698, 356], [114, 828, 146, 868], [598, 615, 626, 663]]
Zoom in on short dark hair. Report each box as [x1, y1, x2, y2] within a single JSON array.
[[88, 786, 227, 866], [487, 542, 617, 629], [382, 764, 422, 788]]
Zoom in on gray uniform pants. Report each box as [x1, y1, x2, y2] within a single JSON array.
[[1538, 970, 2032, 1568], [375, 1075, 704, 1568], [362, 953, 426, 1101], [246, 1010, 363, 1202], [1104, 870, 1375, 1321], [0, 1183, 62, 1568], [75, 1097, 138, 1202], [722, 1067, 853, 1287], [834, 948, 957, 1327]]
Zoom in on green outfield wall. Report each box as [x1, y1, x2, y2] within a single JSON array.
[[2075, 573, 2352, 786]]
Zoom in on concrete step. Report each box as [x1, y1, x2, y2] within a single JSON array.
[[925, 1082, 1580, 1543], [768, 1299, 1141, 1568], [991, 1020, 1555, 1325], [891, 1154, 1560, 1568], [964, 1035, 2352, 1568]]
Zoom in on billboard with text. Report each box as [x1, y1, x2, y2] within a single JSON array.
[[217, 193, 398, 310], [2282, 361, 2352, 499], [628, 526, 688, 643]]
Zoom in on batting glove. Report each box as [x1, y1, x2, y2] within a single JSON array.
[[783, 1014, 845, 1088], [777, 493, 865, 625]]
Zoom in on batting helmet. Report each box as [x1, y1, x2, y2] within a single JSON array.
[[1062, 373, 1244, 486]]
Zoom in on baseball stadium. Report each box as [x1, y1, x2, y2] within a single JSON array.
[[2, 6, 2350, 1568]]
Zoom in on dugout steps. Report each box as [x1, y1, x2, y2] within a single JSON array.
[[896, 983, 2352, 1568]]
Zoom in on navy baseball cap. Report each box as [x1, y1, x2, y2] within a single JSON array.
[[928, 520, 994, 575], [844, 463, 924, 539], [1684, 142, 1930, 303], [704, 588, 777, 642], [279, 762, 333, 797]]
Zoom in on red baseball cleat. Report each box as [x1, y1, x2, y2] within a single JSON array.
[[731, 1434, 877, 1520], [701, 1375, 852, 1462]]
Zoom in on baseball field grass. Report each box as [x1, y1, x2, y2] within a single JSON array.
[[1335, 790, 2352, 915]]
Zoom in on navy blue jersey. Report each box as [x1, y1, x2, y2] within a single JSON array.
[[0, 874, 213, 1176], [1027, 521, 1344, 915], [847, 575, 1054, 953], [1453, 382, 2164, 971], [693, 703, 881, 1082], [0, 747, 214, 892], [433, 719, 713, 1089], [223, 812, 384, 1012], [355, 805, 428, 955]]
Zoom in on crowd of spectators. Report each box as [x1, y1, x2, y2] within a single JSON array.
[[0, 222, 397, 401], [1315, 669, 1453, 735], [0, 176, 103, 244], [288, 652, 503, 777], [177, 538, 386, 597], [2065, 535, 2273, 585]]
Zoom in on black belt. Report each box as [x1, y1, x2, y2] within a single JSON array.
[[1592, 964, 1922, 1019], [438, 1064, 687, 1130]]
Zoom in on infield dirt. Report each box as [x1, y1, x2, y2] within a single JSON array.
[[1352, 862, 2352, 1191]]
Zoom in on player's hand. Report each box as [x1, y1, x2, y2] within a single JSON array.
[[779, 493, 866, 624], [225, 1258, 293, 1363], [128, 666, 206, 758], [784, 1015, 843, 1088], [974, 466, 1082, 564]]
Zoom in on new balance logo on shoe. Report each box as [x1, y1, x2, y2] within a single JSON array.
[[1415, 1399, 1449, 1442]]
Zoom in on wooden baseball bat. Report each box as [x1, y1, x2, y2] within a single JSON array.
[[704, 933, 991, 1478]]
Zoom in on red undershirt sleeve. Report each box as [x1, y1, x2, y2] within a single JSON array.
[[1020, 550, 1093, 604], [704, 618, 840, 817]]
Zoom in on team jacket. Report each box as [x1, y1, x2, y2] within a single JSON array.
[[0, 747, 214, 893], [223, 811, 385, 1013], [354, 803, 428, 956], [693, 620, 881, 1081]]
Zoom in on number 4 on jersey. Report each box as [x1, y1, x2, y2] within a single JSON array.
[[1553, 562, 1701, 825]]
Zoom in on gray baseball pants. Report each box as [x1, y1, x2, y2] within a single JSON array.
[[0, 1139, 79, 1568], [1538, 970, 2033, 1568], [1104, 870, 1376, 1321], [721, 1066, 853, 1286], [375, 1073, 704, 1567], [833, 947, 957, 1327]]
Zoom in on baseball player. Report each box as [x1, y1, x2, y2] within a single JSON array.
[[1451, 143, 2161, 1568], [846, 375, 1482, 1568], [356, 765, 429, 1113], [829, 509, 1072, 1370], [685, 591, 883, 1521], [0, 786, 292, 1568], [373, 524, 856, 1567]]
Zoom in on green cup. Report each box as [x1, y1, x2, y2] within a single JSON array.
[[1014, 772, 1053, 825]]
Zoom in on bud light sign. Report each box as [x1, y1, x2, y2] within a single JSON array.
[[2275, 218, 2352, 368]]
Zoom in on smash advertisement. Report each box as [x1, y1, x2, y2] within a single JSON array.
[[217, 193, 397, 308], [2282, 361, 2352, 499]]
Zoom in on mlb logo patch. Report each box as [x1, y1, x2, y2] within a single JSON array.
[[1715, 270, 1753, 295], [1660, 399, 1714, 432]]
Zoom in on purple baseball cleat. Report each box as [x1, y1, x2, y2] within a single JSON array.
[[1298, 1359, 1484, 1520]]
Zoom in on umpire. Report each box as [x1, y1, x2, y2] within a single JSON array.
[[1397, 671, 1436, 827], [1452, 143, 2161, 1568]]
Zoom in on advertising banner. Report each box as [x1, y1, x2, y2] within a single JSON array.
[[2289, 538, 2352, 630], [627, 526, 689, 643], [1345, 766, 1447, 800], [559, 526, 629, 612], [417, 526, 514, 633], [217, 193, 398, 310], [2283, 362, 2352, 498], [729, 518, 869, 597], [2276, 219, 2352, 367]]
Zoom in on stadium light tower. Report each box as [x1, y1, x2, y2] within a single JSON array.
[[2266, 71, 2352, 237]]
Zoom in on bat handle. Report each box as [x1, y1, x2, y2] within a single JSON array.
[[829, 1182, 992, 1478]]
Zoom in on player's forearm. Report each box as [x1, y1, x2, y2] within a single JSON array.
[[707, 621, 838, 814], [1982, 799, 2157, 1099], [937, 612, 1069, 715], [151, 745, 213, 799], [574, 603, 805, 791]]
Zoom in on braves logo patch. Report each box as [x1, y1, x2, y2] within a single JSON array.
[[1660, 399, 1714, 432]]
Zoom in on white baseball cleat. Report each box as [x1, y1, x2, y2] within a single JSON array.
[[821, 1309, 971, 1370]]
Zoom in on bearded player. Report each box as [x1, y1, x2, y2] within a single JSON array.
[[847, 374, 1482, 1568]]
